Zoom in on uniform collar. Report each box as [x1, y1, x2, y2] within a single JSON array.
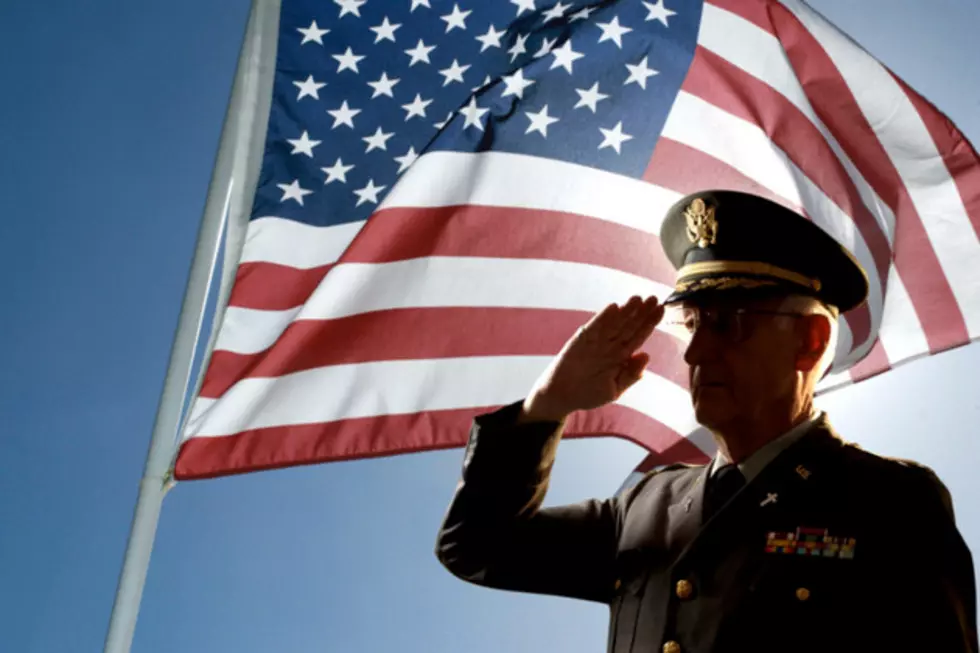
[[709, 409, 822, 483]]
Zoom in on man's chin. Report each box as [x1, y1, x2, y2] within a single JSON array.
[[692, 397, 735, 431]]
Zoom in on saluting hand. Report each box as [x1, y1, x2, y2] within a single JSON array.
[[520, 295, 665, 423]]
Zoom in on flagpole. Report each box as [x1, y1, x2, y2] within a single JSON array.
[[102, 2, 280, 652]]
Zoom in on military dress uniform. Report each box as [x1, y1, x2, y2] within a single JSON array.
[[435, 191, 978, 653]]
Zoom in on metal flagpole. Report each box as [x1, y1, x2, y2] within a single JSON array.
[[102, 2, 280, 652]]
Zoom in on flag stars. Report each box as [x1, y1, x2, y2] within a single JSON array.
[[643, 0, 677, 27], [534, 36, 556, 58], [410, 0, 431, 10], [434, 111, 454, 129], [297, 20, 329, 45], [405, 39, 436, 66], [438, 59, 470, 86], [277, 179, 314, 205], [293, 74, 326, 101], [394, 146, 419, 173], [570, 6, 593, 21], [333, 47, 365, 73], [511, 0, 535, 16], [574, 82, 609, 113], [327, 100, 361, 129], [370, 17, 401, 43], [322, 158, 355, 184], [599, 121, 633, 154], [471, 74, 492, 93], [401, 93, 433, 120], [625, 56, 658, 89], [508, 33, 529, 62], [541, 1, 571, 23], [524, 105, 559, 137], [287, 131, 321, 157], [441, 4, 472, 32], [550, 40, 584, 74], [596, 16, 632, 48], [353, 179, 386, 206], [475, 24, 506, 52], [367, 72, 400, 98], [362, 127, 395, 152], [501, 68, 535, 99], [458, 96, 489, 131], [334, 0, 366, 18]]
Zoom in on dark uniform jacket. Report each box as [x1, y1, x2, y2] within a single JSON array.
[[436, 400, 978, 653]]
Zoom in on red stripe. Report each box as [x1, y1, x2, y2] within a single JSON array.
[[889, 71, 980, 241], [767, 2, 968, 353], [200, 307, 690, 399], [174, 403, 708, 481], [847, 337, 891, 383], [229, 204, 674, 311]]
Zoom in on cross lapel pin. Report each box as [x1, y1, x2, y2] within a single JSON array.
[[760, 492, 778, 507]]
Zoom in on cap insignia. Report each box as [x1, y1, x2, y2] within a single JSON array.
[[684, 198, 718, 248]]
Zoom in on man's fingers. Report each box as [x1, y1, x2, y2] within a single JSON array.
[[622, 300, 664, 352], [608, 295, 645, 342]]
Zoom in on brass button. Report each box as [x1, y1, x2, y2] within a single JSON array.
[[675, 579, 694, 600], [663, 641, 682, 653], [614, 578, 622, 591], [796, 587, 811, 601]]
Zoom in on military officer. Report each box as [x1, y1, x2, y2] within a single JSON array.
[[435, 190, 978, 653]]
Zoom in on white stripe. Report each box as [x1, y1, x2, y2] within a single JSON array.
[[663, 91, 884, 361], [241, 151, 682, 269], [700, 2, 898, 247], [780, 0, 980, 338], [215, 257, 675, 355], [876, 264, 930, 362], [184, 356, 695, 439]]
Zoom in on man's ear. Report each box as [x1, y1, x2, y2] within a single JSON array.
[[796, 314, 832, 372]]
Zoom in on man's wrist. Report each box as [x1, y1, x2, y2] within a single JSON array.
[[517, 395, 570, 424]]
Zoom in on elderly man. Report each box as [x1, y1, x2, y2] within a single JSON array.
[[435, 191, 978, 653]]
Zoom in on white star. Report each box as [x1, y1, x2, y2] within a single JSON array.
[[511, 0, 535, 16], [297, 20, 329, 45], [441, 4, 472, 32], [625, 56, 658, 89], [327, 100, 361, 129], [643, 0, 676, 26], [277, 179, 314, 205], [353, 179, 386, 206], [321, 158, 354, 185], [334, 0, 366, 18], [394, 146, 419, 173], [405, 39, 436, 66], [471, 74, 492, 92], [533, 36, 556, 58], [475, 24, 506, 52], [570, 6, 593, 21], [370, 17, 401, 43], [362, 126, 395, 152], [458, 96, 489, 131], [401, 93, 433, 120], [508, 33, 529, 62], [287, 131, 322, 157], [541, 1, 570, 23], [501, 68, 535, 99], [524, 104, 559, 137], [598, 121, 633, 154], [438, 59, 470, 86], [333, 47, 365, 73], [434, 111, 454, 129], [550, 40, 584, 74], [293, 74, 326, 100], [596, 16, 633, 48], [410, 0, 431, 10], [574, 82, 609, 113], [367, 72, 400, 98]]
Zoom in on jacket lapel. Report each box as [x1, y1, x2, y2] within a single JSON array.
[[664, 463, 711, 558]]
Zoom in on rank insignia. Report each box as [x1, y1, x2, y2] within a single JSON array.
[[765, 527, 856, 559], [683, 198, 718, 248]]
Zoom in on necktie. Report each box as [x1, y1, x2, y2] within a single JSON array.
[[703, 463, 746, 522]]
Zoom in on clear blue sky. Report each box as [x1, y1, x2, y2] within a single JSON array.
[[1, 1, 978, 651]]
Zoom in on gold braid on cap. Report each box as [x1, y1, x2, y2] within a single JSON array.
[[676, 261, 822, 292]]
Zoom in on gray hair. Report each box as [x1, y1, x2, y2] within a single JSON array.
[[775, 294, 839, 380]]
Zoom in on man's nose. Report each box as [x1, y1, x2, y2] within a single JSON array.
[[683, 326, 714, 366]]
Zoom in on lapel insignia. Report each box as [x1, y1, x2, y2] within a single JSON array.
[[685, 496, 694, 513], [765, 527, 856, 559], [760, 492, 778, 507], [795, 464, 812, 480]]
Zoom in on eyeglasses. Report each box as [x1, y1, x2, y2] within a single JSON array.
[[662, 306, 807, 344]]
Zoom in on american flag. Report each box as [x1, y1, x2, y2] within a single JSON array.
[[173, 0, 980, 480]]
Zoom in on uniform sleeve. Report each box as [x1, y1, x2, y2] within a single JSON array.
[[434, 400, 627, 604], [903, 467, 978, 653]]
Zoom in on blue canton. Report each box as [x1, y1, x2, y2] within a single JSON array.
[[251, 0, 703, 227]]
